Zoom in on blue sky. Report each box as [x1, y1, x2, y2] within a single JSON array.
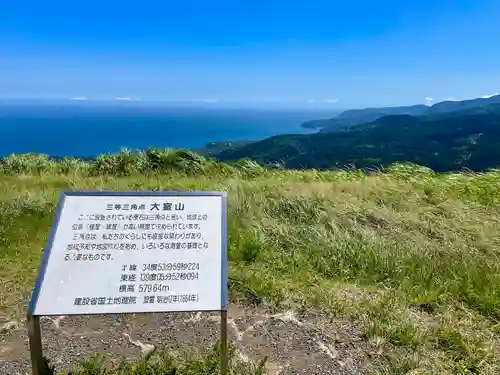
[[1, 0, 499, 108]]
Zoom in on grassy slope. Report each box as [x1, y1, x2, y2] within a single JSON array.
[[1, 150, 500, 374]]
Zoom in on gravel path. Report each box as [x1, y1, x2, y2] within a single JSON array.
[[0, 305, 380, 374]]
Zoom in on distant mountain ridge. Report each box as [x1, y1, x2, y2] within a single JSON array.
[[302, 94, 500, 132], [214, 96, 500, 172]]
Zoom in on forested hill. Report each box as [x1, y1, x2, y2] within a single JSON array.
[[215, 103, 500, 172], [302, 104, 428, 130], [303, 94, 500, 132]]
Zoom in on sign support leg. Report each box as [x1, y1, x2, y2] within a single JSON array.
[[220, 310, 228, 375], [27, 313, 44, 375]]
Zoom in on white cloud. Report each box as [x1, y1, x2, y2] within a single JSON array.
[[115, 97, 133, 101], [70, 96, 87, 101], [480, 93, 499, 99], [425, 97, 434, 106], [325, 99, 339, 103]]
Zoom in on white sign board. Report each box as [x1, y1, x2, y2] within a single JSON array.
[[29, 192, 227, 316]]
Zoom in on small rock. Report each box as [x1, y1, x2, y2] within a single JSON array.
[[123, 333, 156, 356], [0, 320, 20, 333], [207, 315, 221, 323], [141, 343, 156, 357], [52, 315, 67, 329]]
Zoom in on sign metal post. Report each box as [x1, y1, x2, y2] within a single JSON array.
[[27, 191, 228, 375], [27, 313, 44, 375], [220, 310, 228, 375]]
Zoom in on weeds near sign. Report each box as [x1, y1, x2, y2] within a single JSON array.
[[62, 343, 267, 375]]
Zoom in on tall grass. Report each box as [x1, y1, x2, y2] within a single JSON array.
[[43, 343, 266, 375], [1, 149, 500, 374], [0, 149, 266, 178]]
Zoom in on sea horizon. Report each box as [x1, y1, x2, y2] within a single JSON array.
[[0, 103, 337, 158]]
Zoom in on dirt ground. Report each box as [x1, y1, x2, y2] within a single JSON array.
[[0, 304, 382, 374]]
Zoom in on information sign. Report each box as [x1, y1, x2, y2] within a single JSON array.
[[29, 191, 227, 316]]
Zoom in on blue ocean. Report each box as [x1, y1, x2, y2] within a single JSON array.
[[0, 103, 334, 158]]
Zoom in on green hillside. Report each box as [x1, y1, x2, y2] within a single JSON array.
[[216, 105, 500, 172], [301, 94, 500, 133], [1, 150, 500, 374], [302, 104, 429, 132]]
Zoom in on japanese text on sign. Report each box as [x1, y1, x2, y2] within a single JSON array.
[[30, 192, 226, 316]]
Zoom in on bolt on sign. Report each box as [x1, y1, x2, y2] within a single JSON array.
[[27, 191, 228, 375]]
